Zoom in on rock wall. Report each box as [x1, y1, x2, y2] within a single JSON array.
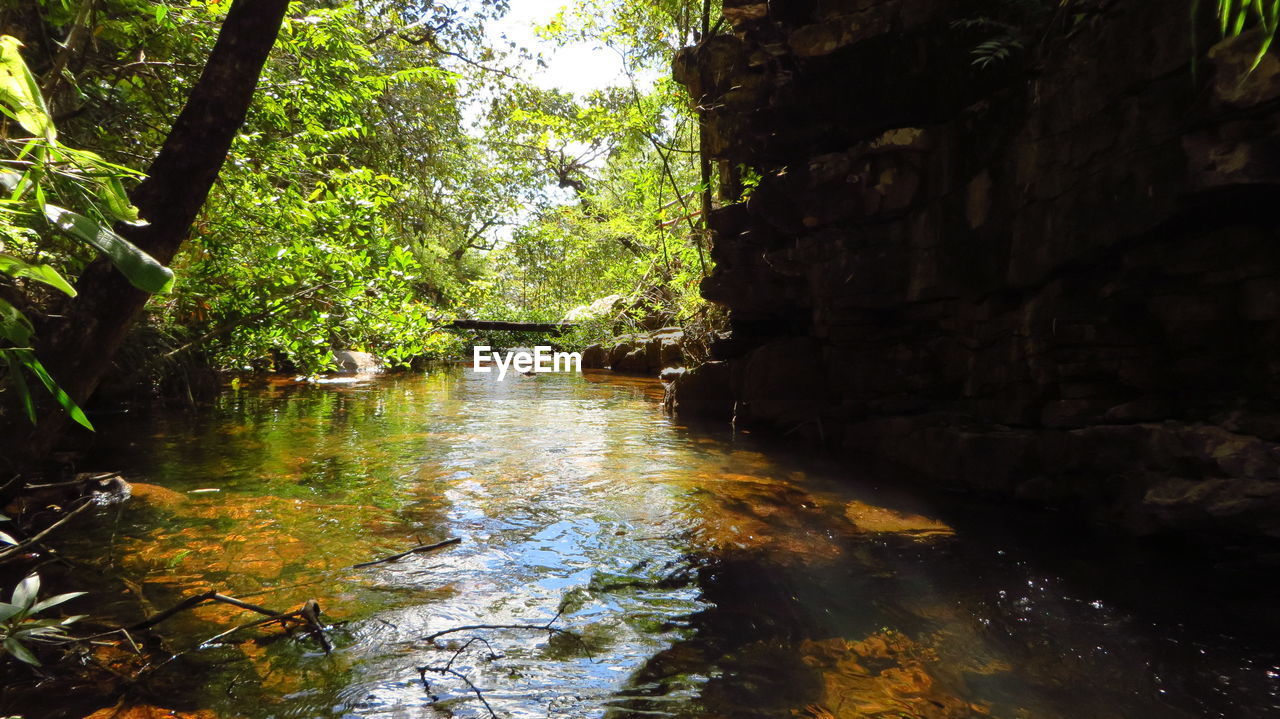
[[581, 328, 688, 374], [671, 0, 1280, 539]]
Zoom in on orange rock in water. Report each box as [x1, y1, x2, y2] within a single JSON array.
[[127, 482, 189, 509], [82, 706, 217, 719], [844, 501, 954, 539], [797, 631, 989, 718]]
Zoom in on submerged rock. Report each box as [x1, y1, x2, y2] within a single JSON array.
[[798, 631, 993, 719], [843, 501, 954, 540], [127, 482, 188, 510], [82, 706, 218, 719]]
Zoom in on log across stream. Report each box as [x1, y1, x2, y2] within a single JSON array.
[[10, 367, 1279, 718]]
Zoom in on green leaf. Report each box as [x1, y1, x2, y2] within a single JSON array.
[[43, 204, 174, 293], [3, 350, 37, 424], [19, 623, 73, 644], [0, 36, 55, 142], [3, 636, 39, 665], [0, 531, 16, 546], [0, 254, 77, 297], [0, 298, 33, 346], [0, 602, 23, 622], [13, 350, 93, 431], [10, 574, 38, 609], [29, 592, 84, 614], [98, 176, 145, 225], [1251, 2, 1279, 71], [61, 149, 146, 225], [0, 168, 20, 192]]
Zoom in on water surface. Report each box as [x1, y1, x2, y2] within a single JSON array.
[[35, 367, 1280, 718]]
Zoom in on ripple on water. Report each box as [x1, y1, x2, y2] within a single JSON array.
[[22, 367, 1274, 719]]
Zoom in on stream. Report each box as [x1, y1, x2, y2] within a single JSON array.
[[22, 367, 1280, 718]]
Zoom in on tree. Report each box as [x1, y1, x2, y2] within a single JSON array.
[[16, 0, 291, 463]]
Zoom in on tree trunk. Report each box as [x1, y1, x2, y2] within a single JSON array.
[[18, 0, 291, 464], [447, 320, 574, 334]]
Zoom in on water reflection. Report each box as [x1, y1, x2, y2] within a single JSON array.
[[28, 366, 1277, 719]]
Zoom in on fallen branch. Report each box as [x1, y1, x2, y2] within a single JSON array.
[[419, 664, 499, 718], [351, 537, 462, 569], [420, 617, 592, 658], [24, 471, 122, 490], [0, 474, 23, 504], [199, 598, 330, 653], [446, 319, 573, 334], [0, 500, 94, 563], [412, 604, 590, 714], [102, 591, 330, 654], [125, 590, 291, 632], [421, 623, 576, 645], [443, 636, 500, 672]]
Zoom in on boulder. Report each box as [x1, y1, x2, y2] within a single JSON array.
[[1132, 478, 1280, 538], [606, 341, 635, 369], [580, 344, 607, 369], [667, 361, 735, 420], [660, 367, 686, 383], [563, 294, 626, 323], [613, 348, 651, 374], [333, 350, 381, 374], [653, 328, 686, 367], [737, 337, 827, 426]]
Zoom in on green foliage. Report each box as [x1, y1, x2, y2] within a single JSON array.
[[43, 204, 172, 293], [470, 0, 719, 340], [970, 35, 1025, 68], [950, 1, 1055, 71], [1212, 0, 1280, 71], [0, 573, 84, 666], [0, 33, 172, 427], [542, 0, 722, 68], [95, 3, 490, 374], [0, 36, 55, 142], [1, 0, 722, 391]]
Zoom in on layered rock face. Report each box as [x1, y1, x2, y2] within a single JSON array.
[[672, 0, 1280, 539]]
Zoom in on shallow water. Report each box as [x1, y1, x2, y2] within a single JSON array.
[[29, 367, 1280, 718]]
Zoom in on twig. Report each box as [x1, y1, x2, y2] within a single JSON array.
[[42, 0, 97, 96], [112, 60, 202, 72], [124, 590, 284, 632], [351, 537, 461, 569], [444, 636, 500, 673], [25, 471, 121, 490], [0, 474, 23, 497], [198, 599, 329, 653], [420, 615, 594, 658], [418, 665, 499, 718], [0, 500, 94, 562], [395, 29, 518, 80], [421, 623, 574, 644]]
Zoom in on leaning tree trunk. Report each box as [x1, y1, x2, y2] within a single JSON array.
[[18, 0, 291, 464]]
